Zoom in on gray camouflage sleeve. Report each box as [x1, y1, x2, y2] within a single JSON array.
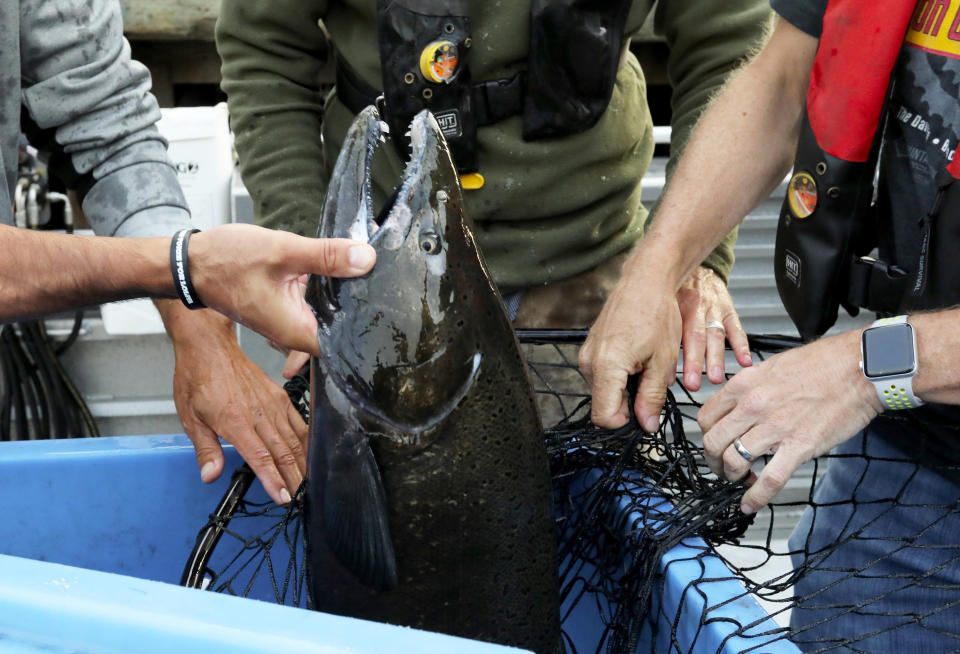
[[18, 0, 192, 238]]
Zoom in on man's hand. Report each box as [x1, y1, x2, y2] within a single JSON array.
[[580, 266, 682, 432], [698, 330, 882, 515], [580, 264, 749, 431], [581, 17, 816, 435], [158, 224, 374, 505], [677, 266, 752, 391], [188, 224, 375, 357], [158, 302, 308, 505]]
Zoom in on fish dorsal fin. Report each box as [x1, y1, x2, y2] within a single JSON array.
[[323, 429, 398, 591]]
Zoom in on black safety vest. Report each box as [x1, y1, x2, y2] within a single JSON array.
[[337, 0, 633, 174], [775, 0, 960, 340]]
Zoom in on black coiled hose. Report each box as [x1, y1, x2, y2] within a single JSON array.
[[0, 317, 99, 441]]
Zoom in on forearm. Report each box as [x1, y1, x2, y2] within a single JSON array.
[[656, 0, 773, 180], [908, 310, 960, 406], [790, 309, 960, 411], [155, 296, 234, 347], [0, 226, 171, 321], [629, 19, 816, 290], [651, 0, 771, 283]]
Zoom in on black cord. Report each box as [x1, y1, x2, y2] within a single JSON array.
[[0, 329, 16, 441], [4, 327, 30, 441], [42, 321, 98, 438], [0, 320, 99, 440], [20, 322, 64, 437], [17, 328, 45, 439], [54, 311, 84, 356], [19, 322, 56, 437]]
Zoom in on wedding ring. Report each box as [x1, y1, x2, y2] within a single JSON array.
[[733, 438, 754, 462], [706, 320, 725, 332]]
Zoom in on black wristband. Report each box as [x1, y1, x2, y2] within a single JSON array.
[[170, 228, 206, 310]]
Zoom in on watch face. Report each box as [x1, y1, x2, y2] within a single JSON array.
[[863, 324, 916, 377]]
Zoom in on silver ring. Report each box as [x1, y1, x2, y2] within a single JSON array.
[[706, 320, 725, 332], [733, 438, 753, 462]]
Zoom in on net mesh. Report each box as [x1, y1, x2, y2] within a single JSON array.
[[183, 332, 960, 654]]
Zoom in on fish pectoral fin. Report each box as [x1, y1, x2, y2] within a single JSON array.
[[323, 431, 398, 591]]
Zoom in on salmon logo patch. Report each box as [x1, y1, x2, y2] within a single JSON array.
[[788, 172, 818, 219], [419, 41, 460, 84]]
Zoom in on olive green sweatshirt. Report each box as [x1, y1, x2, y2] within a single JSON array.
[[216, 0, 770, 289]]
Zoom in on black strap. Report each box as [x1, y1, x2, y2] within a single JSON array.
[[473, 74, 525, 126], [335, 57, 524, 128], [171, 228, 205, 310], [335, 59, 384, 118], [846, 256, 908, 314]]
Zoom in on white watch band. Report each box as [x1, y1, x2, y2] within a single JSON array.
[[872, 315, 908, 327], [866, 315, 924, 411]]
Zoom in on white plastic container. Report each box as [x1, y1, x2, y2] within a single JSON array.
[[157, 103, 234, 231], [101, 104, 234, 335]]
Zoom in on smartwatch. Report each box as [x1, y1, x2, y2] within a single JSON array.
[[859, 315, 923, 411]]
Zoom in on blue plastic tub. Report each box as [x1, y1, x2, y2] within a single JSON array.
[[0, 435, 797, 653]]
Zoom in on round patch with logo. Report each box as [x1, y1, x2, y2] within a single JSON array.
[[787, 171, 818, 219], [419, 41, 460, 84]]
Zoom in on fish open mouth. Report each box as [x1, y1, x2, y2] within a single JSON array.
[[315, 105, 438, 247], [309, 106, 444, 324]]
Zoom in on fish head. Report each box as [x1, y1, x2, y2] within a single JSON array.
[[307, 107, 500, 436]]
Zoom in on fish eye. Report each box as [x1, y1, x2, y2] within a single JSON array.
[[420, 232, 442, 254]]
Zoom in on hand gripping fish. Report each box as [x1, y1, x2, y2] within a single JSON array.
[[303, 107, 562, 654]]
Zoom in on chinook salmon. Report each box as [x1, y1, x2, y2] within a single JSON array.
[[303, 107, 562, 654]]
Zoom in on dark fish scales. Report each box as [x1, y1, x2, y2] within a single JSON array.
[[304, 107, 562, 654]]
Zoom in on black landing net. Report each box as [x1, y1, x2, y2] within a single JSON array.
[[181, 331, 960, 654]]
